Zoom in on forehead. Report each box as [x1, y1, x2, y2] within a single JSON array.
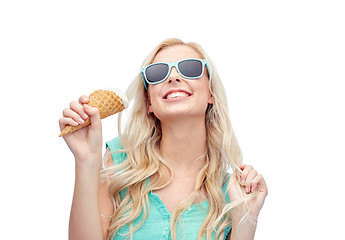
[[152, 45, 201, 63]]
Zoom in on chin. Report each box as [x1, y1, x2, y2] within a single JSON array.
[[155, 110, 205, 123]]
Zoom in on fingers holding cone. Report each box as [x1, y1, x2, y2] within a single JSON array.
[[59, 89, 128, 137]]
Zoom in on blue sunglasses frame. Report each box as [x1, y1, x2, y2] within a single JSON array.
[[141, 58, 208, 89]]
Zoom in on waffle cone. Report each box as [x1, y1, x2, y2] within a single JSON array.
[[59, 89, 128, 137]]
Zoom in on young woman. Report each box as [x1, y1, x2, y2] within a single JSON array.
[[59, 38, 268, 240]]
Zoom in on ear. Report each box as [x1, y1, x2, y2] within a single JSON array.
[[148, 104, 153, 113], [147, 90, 154, 113], [208, 93, 214, 105]]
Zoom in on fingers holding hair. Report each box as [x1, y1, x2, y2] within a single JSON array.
[[239, 164, 252, 184], [250, 174, 264, 193], [239, 164, 262, 194]]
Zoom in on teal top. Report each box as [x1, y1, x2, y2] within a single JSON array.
[[106, 137, 232, 240]]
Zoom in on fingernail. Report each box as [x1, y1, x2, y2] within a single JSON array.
[[72, 120, 79, 126], [241, 179, 245, 185], [82, 113, 89, 119], [78, 118, 84, 124]]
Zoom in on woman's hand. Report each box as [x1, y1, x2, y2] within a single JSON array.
[[228, 164, 268, 218], [59, 95, 103, 164]]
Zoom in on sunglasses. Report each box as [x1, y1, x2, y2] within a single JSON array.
[[141, 58, 208, 89]]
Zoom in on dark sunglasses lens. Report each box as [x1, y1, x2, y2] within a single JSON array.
[[145, 64, 169, 83], [178, 60, 203, 78]]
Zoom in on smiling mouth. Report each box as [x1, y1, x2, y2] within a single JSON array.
[[164, 92, 191, 100]]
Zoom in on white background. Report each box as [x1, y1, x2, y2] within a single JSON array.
[[1, 0, 344, 239]]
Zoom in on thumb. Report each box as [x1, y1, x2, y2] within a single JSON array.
[[83, 104, 101, 129]]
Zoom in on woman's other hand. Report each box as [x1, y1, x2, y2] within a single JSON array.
[[228, 164, 268, 218]]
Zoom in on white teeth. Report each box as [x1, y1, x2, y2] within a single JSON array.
[[166, 92, 189, 99]]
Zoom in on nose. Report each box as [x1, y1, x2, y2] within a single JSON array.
[[167, 67, 181, 84]]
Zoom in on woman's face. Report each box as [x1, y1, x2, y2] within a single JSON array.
[[147, 45, 213, 123]]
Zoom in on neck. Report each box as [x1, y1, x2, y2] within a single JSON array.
[[159, 117, 207, 176]]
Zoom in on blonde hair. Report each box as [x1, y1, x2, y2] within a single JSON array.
[[103, 38, 256, 239]]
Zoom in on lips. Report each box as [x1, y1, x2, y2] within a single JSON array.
[[163, 89, 192, 99]]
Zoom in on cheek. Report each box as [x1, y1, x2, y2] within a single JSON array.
[[195, 78, 211, 95], [197, 80, 213, 104], [147, 87, 160, 113]]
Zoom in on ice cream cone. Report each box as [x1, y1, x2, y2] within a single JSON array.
[[59, 89, 128, 137]]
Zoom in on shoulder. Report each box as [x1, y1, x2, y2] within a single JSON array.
[[105, 137, 127, 165], [105, 136, 122, 151]]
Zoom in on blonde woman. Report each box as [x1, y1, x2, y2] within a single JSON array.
[[59, 38, 268, 240]]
